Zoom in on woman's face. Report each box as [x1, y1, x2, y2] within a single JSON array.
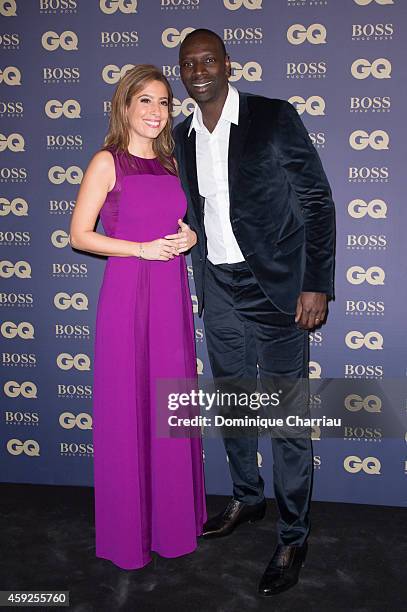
[[126, 79, 170, 143]]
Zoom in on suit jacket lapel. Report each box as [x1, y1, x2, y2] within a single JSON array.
[[228, 92, 251, 197]]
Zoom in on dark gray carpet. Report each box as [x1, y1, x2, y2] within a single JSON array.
[[1, 484, 406, 612]]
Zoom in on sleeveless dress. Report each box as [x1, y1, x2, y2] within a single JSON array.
[[93, 149, 206, 570]]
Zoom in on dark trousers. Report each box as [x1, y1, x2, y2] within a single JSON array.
[[203, 260, 313, 546]]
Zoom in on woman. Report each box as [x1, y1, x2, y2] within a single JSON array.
[[69, 65, 206, 570]]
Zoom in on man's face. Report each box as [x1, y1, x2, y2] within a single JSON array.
[[179, 34, 230, 104]]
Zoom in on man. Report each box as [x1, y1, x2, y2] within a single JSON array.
[[174, 29, 335, 596]]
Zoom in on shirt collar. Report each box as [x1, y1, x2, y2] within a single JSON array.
[[188, 84, 239, 137]]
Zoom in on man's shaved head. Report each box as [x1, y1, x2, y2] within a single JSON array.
[[179, 28, 227, 58]]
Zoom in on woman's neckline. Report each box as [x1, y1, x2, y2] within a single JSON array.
[[127, 150, 157, 160]]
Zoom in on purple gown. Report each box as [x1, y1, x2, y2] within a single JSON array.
[[93, 149, 206, 570]]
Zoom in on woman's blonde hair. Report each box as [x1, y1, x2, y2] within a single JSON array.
[[103, 64, 177, 175]]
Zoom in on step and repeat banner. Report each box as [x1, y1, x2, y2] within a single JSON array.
[[1, 0, 406, 506]]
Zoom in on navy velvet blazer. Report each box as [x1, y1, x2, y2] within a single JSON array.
[[174, 91, 335, 316]]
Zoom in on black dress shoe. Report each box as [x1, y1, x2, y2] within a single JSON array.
[[258, 543, 307, 596], [202, 498, 266, 539]]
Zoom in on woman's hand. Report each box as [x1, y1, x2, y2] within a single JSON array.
[[165, 219, 197, 253], [139, 238, 179, 261]]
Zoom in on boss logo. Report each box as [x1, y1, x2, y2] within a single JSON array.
[[0, 260, 31, 278], [57, 384, 92, 398], [344, 426, 382, 440], [0, 66, 21, 85], [1, 321, 34, 339], [223, 0, 262, 9], [171, 97, 195, 117], [351, 58, 391, 80], [48, 165, 83, 184], [191, 295, 198, 314], [56, 352, 91, 371], [289, 95, 325, 116], [0, 33, 20, 48], [343, 455, 381, 475], [99, 0, 137, 13], [2, 352, 36, 366], [60, 442, 93, 456], [52, 263, 87, 276], [309, 360, 321, 378], [349, 130, 389, 150], [352, 24, 393, 40], [195, 328, 204, 342], [161, 27, 194, 48], [5, 411, 39, 424], [0, 292, 33, 307], [59, 411, 92, 429], [344, 394, 382, 412], [344, 364, 383, 378], [0, 167, 27, 182], [49, 199, 75, 214], [348, 166, 389, 182], [0, 197, 28, 216], [0, 231, 30, 245], [230, 61, 262, 82], [346, 265, 385, 285], [223, 27, 263, 44], [187, 265, 193, 279], [54, 292, 88, 310], [0, 101, 24, 117], [0, 0, 17, 16], [161, 0, 199, 7], [346, 234, 386, 249], [350, 96, 390, 112], [46, 134, 83, 149], [7, 438, 40, 456], [42, 67, 80, 83], [102, 63, 134, 84], [100, 31, 139, 47], [55, 324, 90, 337], [346, 300, 385, 315], [45, 99, 81, 119], [103, 101, 111, 115], [51, 229, 69, 248], [162, 65, 180, 80], [310, 331, 323, 345], [0, 132, 24, 152], [354, 0, 393, 4], [197, 357, 203, 375], [41, 31, 78, 51], [308, 132, 325, 147], [348, 198, 387, 219], [286, 61, 327, 78], [345, 330, 383, 350], [39, 0, 77, 12], [287, 23, 327, 45], [3, 380, 37, 398]]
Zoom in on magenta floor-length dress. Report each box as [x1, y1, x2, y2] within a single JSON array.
[[93, 149, 206, 570]]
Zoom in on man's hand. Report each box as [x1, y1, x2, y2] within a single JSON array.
[[295, 292, 327, 329], [165, 219, 197, 253]]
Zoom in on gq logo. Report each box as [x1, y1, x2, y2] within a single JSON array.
[[345, 331, 383, 350], [59, 412, 92, 430], [102, 64, 134, 84], [230, 61, 262, 82], [344, 394, 382, 413], [348, 199, 387, 219], [344, 456, 381, 475], [0, 260, 31, 279], [0, 197, 28, 216], [349, 130, 389, 150], [0, 133, 24, 152], [7, 439, 40, 456], [309, 361, 321, 379], [99, 0, 137, 13], [0, 0, 17, 16], [45, 99, 81, 119], [223, 0, 262, 9], [346, 266, 385, 285], [0, 66, 21, 85], [1, 321, 34, 339], [161, 27, 195, 48], [51, 230, 69, 248], [171, 97, 195, 117], [4, 380, 37, 398], [287, 24, 327, 45], [354, 0, 393, 4], [54, 292, 88, 310], [48, 166, 83, 185], [351, 58, 391, 79], [41, 31, 78, 51], [56, 353, 91, 371], [288, 95, 325, 116]]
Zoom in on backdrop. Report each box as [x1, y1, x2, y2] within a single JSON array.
[[1, 0, 406, 506]]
